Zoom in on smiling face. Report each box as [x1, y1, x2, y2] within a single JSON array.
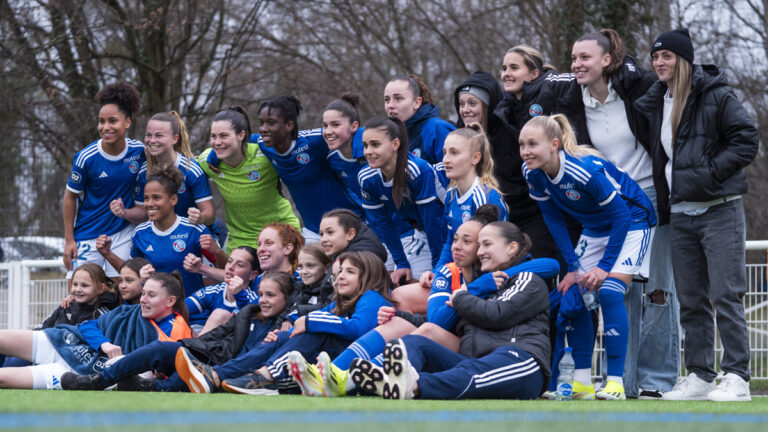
[[571, 40, 610, 86], [118, 266, 142, 303], [297, 251, 327, 286], [143, 181, 177, 222], [500, 52, 540, 96], [258, 107, 292, 149], [476, 225, 519, 272], [519, 124, 558, 172], [451, 220, 482, 268], [384, 80, 421, 122], [210, 120, 245, 163], [652, 49, 678, 83], [257, 227, 292, 272], [362, 127, 399, 171], [322, 110, 358, 151], [319, 216, 356, 257], [334, 258, 361, 298], [458, 93, 486, 126], [71, 270, 100, 304], [139, 279, 176, 320], [225, 248, 258, 282], [442, 134, 479, 180], [98, 104, 131, 147], [258, 279, 288, 318], [144, 119, 177, 159]]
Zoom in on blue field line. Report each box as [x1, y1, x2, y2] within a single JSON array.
[[1, 410, 767, 428]]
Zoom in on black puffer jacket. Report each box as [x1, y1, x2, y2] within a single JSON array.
[[634, 64, 759, 225], [536, 56, 656, 152], [452, 271, 551, 392], [181, 303, 272, 365], [454, 71, 540, 223], [38, 291, 121, 329]]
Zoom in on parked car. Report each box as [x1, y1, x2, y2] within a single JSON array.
[[0, 236, 65, 262]]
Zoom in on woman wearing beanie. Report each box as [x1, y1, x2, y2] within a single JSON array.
[[635, 28, 759, 402]]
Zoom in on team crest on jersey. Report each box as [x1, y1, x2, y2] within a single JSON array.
[[296, 152, 310, 164], [565, 189, 581, 200], [412, 148, 422, 158], [178, 183, 186, 194], [173, 239, 186, 252], [529, 104, 543, 117], [70, 172, 81, 183], [462, 210, 471, 222], [248, 171, 261, 181], [128, 161, 139, 173], [361, 190, 371, 201]]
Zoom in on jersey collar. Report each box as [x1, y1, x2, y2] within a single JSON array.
[[97, 139, 130, 161], [151, 214, 181, 236]]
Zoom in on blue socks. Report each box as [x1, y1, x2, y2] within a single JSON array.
[[567, 308, 595, 370], [599, 277, 629, 377], [332, 329, 386, 370]]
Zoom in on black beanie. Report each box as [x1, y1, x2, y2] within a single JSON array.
[[651, 28, 694, 64]]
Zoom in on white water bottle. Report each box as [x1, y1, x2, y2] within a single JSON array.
[[556, 347, 575, 401]]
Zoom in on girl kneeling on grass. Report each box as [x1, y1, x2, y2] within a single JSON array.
[[175, 251, 393, 395], [0, 271, 190, 390], [61, 272, 294, 392]]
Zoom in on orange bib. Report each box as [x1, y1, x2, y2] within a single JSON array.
[[151, 312, 192, 342]]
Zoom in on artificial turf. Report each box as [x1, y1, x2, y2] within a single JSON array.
[[0, 390, 766, 432]]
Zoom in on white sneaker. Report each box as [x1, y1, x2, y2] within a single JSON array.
[[661, 373, 716, 400], [707, 373, 751, 402]]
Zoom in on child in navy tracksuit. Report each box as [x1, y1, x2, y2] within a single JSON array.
[[352, 221, 551, 400], [175, 251, 394, 394]]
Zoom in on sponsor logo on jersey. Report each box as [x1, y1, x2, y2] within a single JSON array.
[[128, 161, 139, 173], [340, 171, 348, 177], [462, 210, 471, 222], [559, 183, 575, 189], [361, 190, 371, 201], [248, 171, 261, 181], [565, 189, 581, 200], [70, 172, 81, 183], [435, 279, 447, 288], [195, 290, 204, 298], [529, 104, 543, 117], [173, 239, 186, 252], [146, 245, 154, 252], [99, 171, 109, 178], [64, 333, 79, 345], [526, 182, 534, 190], [296, 152, 310, 164]]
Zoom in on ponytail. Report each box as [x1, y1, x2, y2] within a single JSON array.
[[522, 114, 602, 159], [576, 28, 626, 81], [324, 93, 361, 124], [364, 116, 410, 208], [213, 106, 252, 157], [446, 123, 499, 191], [389, 74, 434, 107], [147, 111, 193, 172]]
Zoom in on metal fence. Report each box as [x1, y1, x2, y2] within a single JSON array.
[[1, 243, 767, 379]]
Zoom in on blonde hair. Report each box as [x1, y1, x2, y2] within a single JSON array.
[[522, 114, 603, 159], [446, 123, 499, 191], [146, 111, 193, 172], [668, 55, 692, 141], [505, 45, 556, 73]]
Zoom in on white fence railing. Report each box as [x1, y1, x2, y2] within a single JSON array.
[[1, 243, 767, 379]]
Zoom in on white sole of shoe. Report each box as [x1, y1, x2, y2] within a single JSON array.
[[382, 340, 408, 400], [349, 359, 387, 396], [221, 381, 279, 396]]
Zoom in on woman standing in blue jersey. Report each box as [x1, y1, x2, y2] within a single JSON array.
[[96, 165, 212, 297], [132, 111, 214, 226], [62, 82, 145, 281], [322, 94, 368, 208], [384, 74, 456, 164], [255, 96, 361, 241], [519, 114, 656, 401], [435, 124, 508, 267], [358, 116, 447, 284]]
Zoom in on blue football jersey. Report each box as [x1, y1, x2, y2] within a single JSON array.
[[135, 153, 212, 218], [66, 139, 145, 240], [185, 282, 239, 327], [257, 129, 361, 233], [436, 178, 509, 266], [130, 216, 211, 296], [358, 154, 447, 269]]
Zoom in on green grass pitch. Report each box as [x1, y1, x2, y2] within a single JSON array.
[[0, 390, 766, 432]]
